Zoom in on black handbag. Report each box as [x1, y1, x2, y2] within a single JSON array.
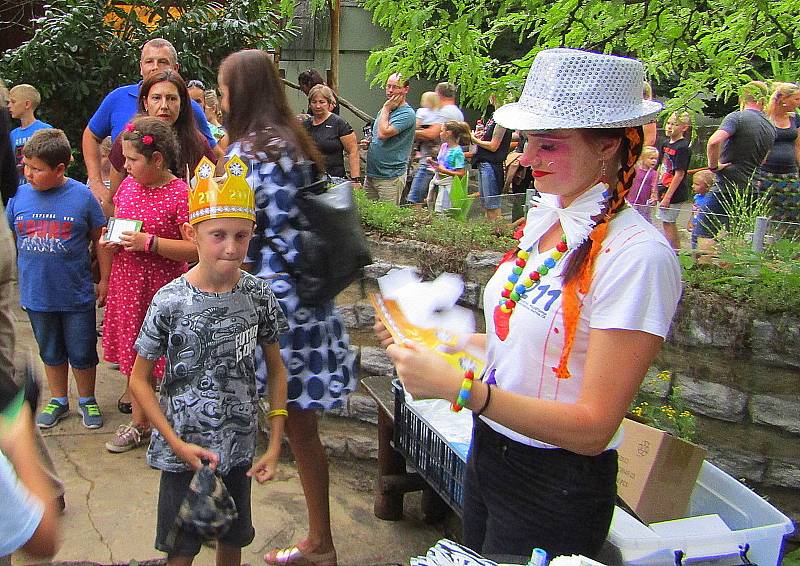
[[267, 164, 372, 306]]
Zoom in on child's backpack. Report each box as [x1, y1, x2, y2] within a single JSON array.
[[265, 163, 372, 306]]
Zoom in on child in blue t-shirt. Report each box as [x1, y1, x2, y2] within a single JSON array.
[[688, 169, 716, 249], [7, 85, 52, 185], [6, 129, 108, 430], [426, 120, 470, 212]]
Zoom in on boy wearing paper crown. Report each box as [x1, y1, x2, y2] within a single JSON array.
[[128, 156, 290, 563]]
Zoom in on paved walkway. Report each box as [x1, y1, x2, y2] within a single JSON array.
[[9, 304, 445, 565]]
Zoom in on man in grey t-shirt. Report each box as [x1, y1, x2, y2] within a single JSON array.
[[707, 81, 775, 195], [695, 81, 775, 241]]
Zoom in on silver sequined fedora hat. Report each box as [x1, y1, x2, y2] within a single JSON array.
[[493, 48, 662, 131]]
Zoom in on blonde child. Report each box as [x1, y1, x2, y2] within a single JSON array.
[[8, 84, 52, 185], [416, 91, 441, 129], [413, 91, 441, 172], [129, 158, 289, 563], [99, 116, 198, 453], [426, 120, 470, 212], [203, 90, 226, 142], [688, 169, 716, 249], [656, 111, 692, 250], [626, 145, 659, 222]]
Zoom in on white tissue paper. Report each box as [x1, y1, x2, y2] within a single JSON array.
[[378, 268, 475, 335]]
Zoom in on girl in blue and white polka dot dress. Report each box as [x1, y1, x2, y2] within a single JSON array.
[[219, 50, 353, 565]]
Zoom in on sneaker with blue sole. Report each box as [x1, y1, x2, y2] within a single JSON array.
[[79, 398, 103, 429], [37, 400, 69, 429]]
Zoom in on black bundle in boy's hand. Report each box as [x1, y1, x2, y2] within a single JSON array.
[[165, 463, 238, 550]]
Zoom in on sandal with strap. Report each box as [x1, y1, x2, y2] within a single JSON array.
[[264, 546, 337, 566]]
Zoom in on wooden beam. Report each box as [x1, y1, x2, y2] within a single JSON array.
[[329, 0, 341, 94]]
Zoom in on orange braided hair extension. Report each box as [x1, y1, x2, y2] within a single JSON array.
[[555, 126, 644, 379]]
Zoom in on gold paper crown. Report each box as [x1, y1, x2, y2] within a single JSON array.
[[188, 155, 256, 225]]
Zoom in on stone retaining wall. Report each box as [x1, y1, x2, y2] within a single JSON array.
[[335, 235, 800, 540]]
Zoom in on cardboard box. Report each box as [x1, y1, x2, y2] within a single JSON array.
[[616, 418, 707, 524]]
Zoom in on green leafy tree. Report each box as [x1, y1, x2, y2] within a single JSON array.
[[362, 0, 800, 115], [1, 0, 293, 174]]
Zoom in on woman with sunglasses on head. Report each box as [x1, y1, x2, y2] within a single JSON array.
[[376, 49, 682, 558]]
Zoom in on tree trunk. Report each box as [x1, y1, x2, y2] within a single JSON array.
[[329, 0, 340, 94]]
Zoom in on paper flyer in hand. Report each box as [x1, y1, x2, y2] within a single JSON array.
[[105, 217, 143, 243], [370, 292, 485, 377]]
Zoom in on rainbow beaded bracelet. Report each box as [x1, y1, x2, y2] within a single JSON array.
[[451, 369, 475, 412]]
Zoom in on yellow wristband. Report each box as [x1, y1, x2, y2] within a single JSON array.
[[267, 409, 288, 419]]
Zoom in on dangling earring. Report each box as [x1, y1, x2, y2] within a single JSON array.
[[599, 159, 607, 179]]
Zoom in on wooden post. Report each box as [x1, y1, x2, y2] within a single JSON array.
[[374, 408, 407, 520], [329, 0, 340, 94]]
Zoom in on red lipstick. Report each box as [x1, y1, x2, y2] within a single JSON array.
[[532, 170, 552, 178]]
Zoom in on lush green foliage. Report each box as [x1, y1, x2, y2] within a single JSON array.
[[362, 0, 800, 115], [680, 176, 800, 315], [783, 547, 800, 566], [1, 0, 293, 174], [680, 237, 800, 315], [356, 189, 515, 247], [355, 190, 516, 274]]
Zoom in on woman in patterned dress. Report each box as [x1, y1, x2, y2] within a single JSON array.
[[218, 50, 355, 566]]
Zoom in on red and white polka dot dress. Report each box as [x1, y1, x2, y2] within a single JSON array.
[[102, 176, 189, 379]]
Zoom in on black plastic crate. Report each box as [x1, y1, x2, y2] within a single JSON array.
[[392, 379, 466, 516]]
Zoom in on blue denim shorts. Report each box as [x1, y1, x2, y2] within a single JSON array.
[[27, 309, 99, 369], [477, 162, 501, 210]]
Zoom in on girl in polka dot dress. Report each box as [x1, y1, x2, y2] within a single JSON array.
[[219, 50, 355, 566], [99, 117, 198, 453]]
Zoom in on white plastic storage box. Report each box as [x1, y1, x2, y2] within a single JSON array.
[[606, 461, 794, 565]]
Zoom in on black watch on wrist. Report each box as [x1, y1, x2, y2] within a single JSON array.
[[350, 176, 363, 183]]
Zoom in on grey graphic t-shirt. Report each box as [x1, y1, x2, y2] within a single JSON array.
[[135, 271, 289, 474]]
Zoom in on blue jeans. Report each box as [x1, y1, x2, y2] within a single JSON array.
[[27, 309, 99, 369], [407, 165, 434, 204], [462, 417, 617, 558], [477, 162, 501, 210]]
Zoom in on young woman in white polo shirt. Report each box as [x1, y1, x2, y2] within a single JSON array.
[[376, 49, 682, 558]]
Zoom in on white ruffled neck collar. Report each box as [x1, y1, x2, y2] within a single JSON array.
[[518, 182, 609, 251]]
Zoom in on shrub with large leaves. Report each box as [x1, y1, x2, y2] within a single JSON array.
[[1, 0, 294, 176]]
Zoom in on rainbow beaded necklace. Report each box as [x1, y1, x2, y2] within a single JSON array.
[[493, 234, 569, 341]]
